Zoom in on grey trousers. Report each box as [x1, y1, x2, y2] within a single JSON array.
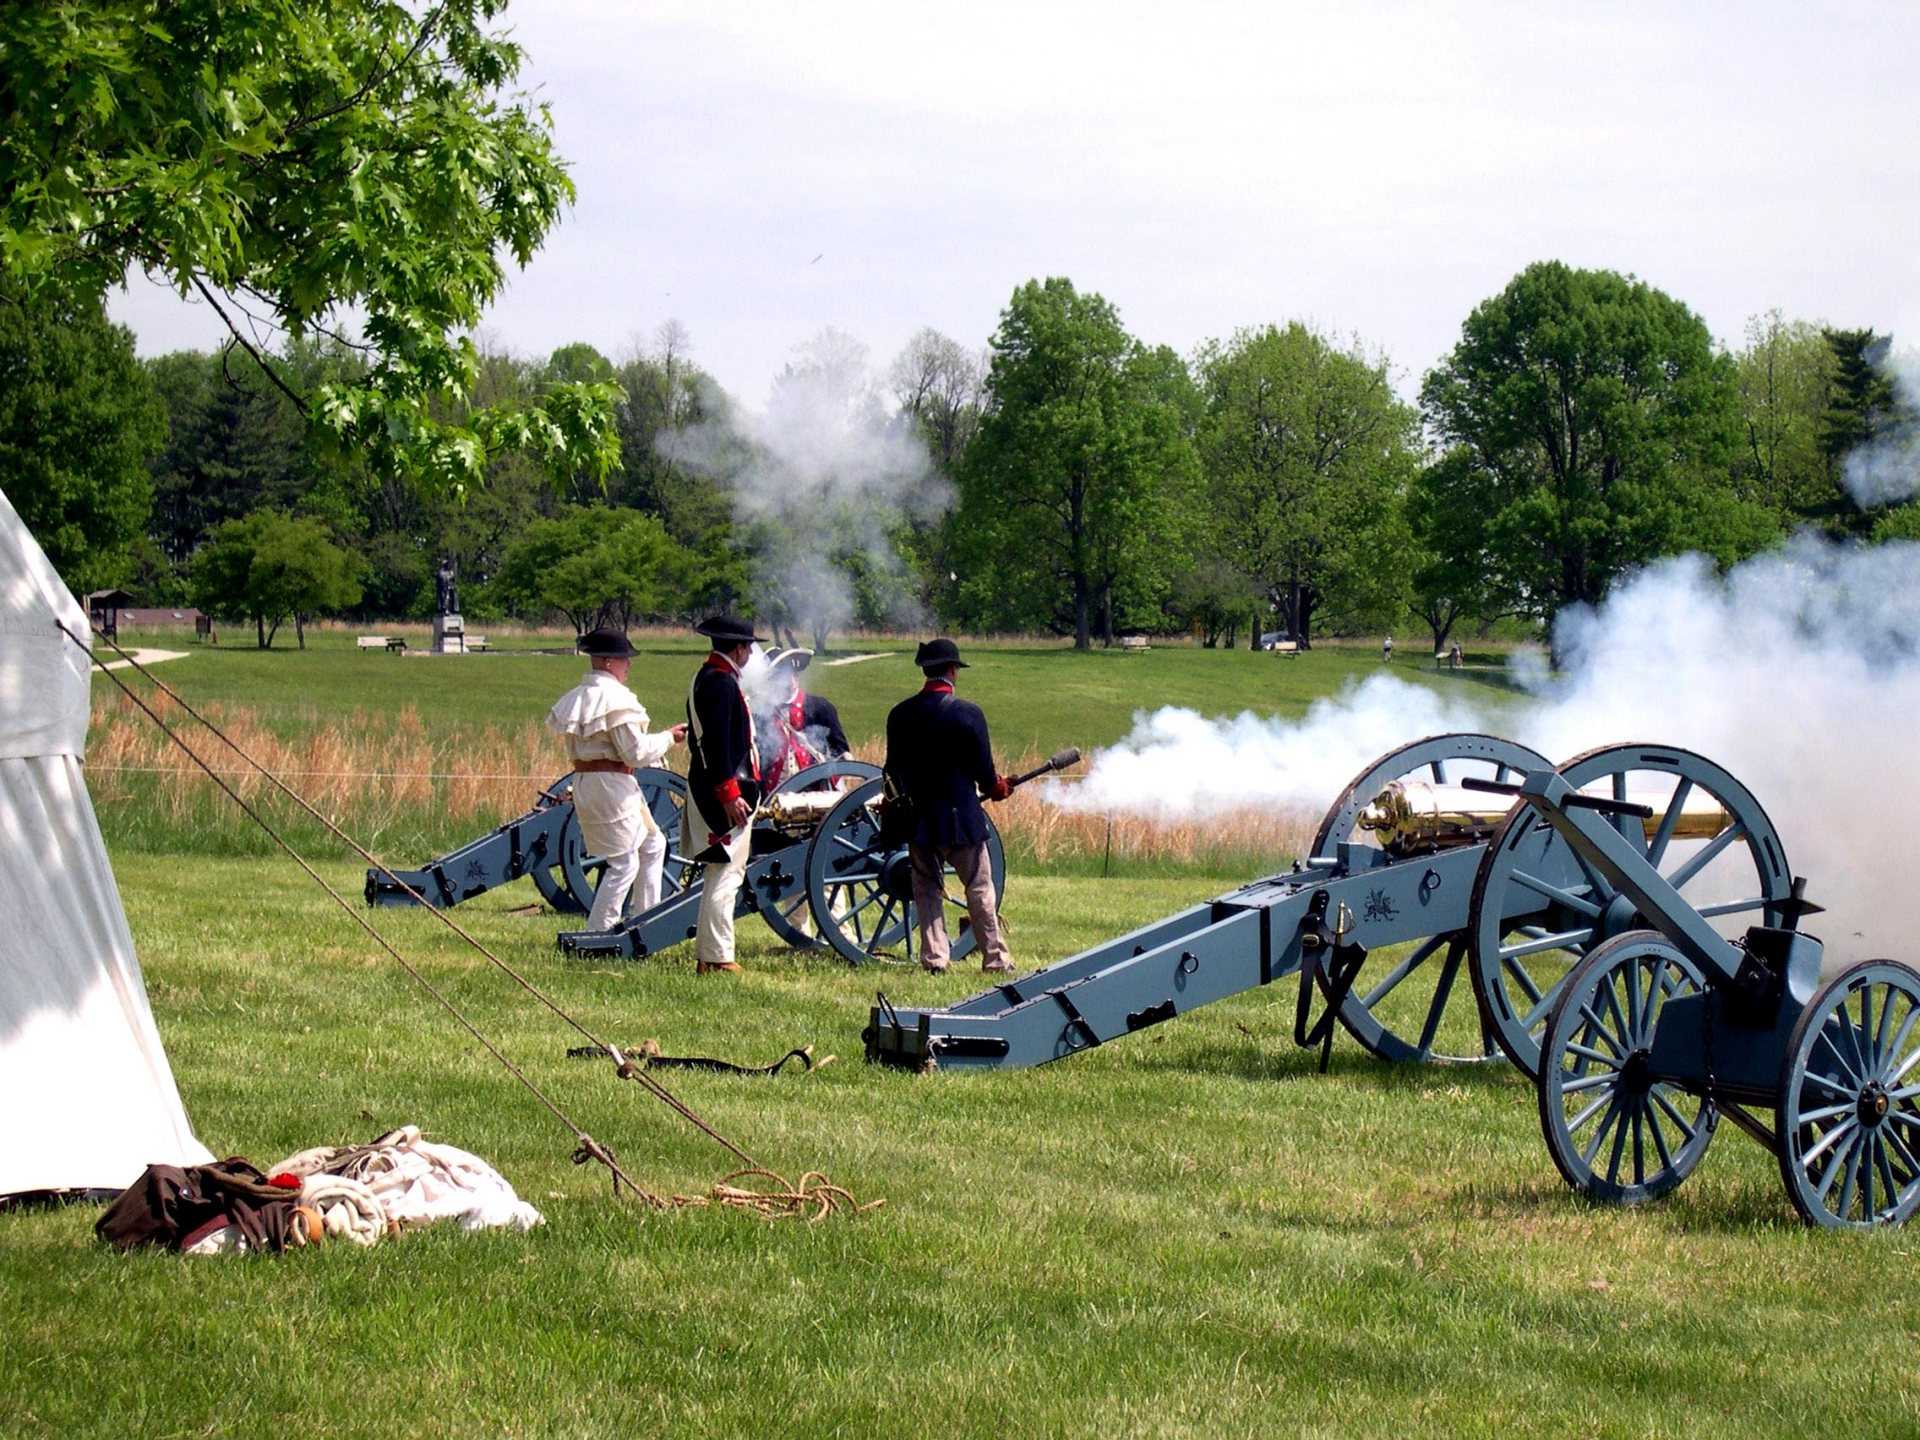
[[910, 840, 1010, 969]]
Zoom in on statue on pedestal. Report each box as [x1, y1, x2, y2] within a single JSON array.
[[434, 556, 459, 616]]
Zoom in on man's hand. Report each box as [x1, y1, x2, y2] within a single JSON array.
[[986, 775, 1013, 802], [724, 795, 752, 829], [669, 723, 689, 744]]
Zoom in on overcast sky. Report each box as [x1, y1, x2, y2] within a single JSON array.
[[109, 0, 1920, 405]]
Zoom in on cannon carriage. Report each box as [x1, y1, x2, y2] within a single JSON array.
[[865, 733, 1910, 1227], [364, 767, 694, 915], [367, 758, 1015, 966]]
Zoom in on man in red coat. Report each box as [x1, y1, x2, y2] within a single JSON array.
[[686, 613, 764, 974]]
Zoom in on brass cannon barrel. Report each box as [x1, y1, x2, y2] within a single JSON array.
[[760, 787, 851, 834], [1356, 779, 1731, 856]]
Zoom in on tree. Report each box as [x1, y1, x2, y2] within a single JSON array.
[[1196, 323, 1420, 649], [1821, 328, 1919, 524], [608, 323, 731, 549], [490, 507, 688, 633], [949, 278, 1198, 648], [888, 328, 985, 477], [1404, 452, 1504, 653], [1730, 311, 1836, 526], [0, 0, 618, 493], [1420, 261, 1771, 658], [0, 293, 165, 591], [190, 511, 363, 647]]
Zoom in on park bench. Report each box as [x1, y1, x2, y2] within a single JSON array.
[[1270, 640, 1299, 658], [1119, 635, 1149, 653], [464, 635, 488, 652], [357, 635, 407, 653]]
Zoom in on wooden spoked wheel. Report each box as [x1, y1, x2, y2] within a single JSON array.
[[1311, 734, 1550, 1063], [1777, 960, 1920, 1229], [1536, 930, 1719, 1205], [803, 777, 1006, 967], [1468, 744, 1794, 1080]]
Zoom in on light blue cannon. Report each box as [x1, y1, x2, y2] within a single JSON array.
[[867, 737, 1918, 1227]]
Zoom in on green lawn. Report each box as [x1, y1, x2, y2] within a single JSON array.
[[9, 637, 1908, 1439], [103, 623, 1517, 757]]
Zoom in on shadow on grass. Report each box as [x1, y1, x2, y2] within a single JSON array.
[[1452, 1175, 1805, 1234], [1125, 1032, 1530, 1094]]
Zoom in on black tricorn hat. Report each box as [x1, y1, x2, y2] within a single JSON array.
[[694, 612, 766, 645], [914, 637, 969, 671], [765, 645, 813, 673], [578, 626, 636, 658]]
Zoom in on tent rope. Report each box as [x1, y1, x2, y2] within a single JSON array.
[[63, 622, 795, 1204]]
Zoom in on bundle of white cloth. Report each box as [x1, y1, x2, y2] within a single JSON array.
[[271, 1125, 545, 1236]]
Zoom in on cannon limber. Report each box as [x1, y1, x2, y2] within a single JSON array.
[[1479, 749, 1920, 1229], [365, 768, 694, 916]]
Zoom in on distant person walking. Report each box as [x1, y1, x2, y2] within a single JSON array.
[[884, 638, 1013, 975], [546, 628, 685, 932], [1448, 640, 1463, 670], [686, 613, 765, 975], [1382, 634, 1394, 663]]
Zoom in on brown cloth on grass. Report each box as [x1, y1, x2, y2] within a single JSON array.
[[95, 1157, 306, 1254]]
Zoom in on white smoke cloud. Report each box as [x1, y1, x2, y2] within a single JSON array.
[[673, 329, 949, 642], [1049, 535, 1920, 961], [1842, 346, 1920, 509]]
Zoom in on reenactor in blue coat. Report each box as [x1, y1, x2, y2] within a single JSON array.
[[686, 613, 764, 974], [883, 638, 1013, 975]]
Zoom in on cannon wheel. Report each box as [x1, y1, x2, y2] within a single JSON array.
[[802, 777, 1006, 967], [1467, 743, 1795, 1080], [529, 769, 695, 920], [750, 759, 882, 949], [1536, 930, 1719, 1205], [1777, 959, 1920, 1229], [1311, 733, 1550, 1064]]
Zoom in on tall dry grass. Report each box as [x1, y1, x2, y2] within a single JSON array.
[[86, 695, 575, 860], [86, 700, 1322, 878]]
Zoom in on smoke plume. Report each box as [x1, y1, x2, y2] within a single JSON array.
[[1049, 535, 1920, 961], [1842, 345, 1920, 508], [674, 329, 949, 643]]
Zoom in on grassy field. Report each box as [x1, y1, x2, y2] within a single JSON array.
[[85, 625, 1518, 869], [7, 637, 1914, 1439]]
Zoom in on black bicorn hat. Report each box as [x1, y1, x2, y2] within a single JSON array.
[[694, 612, 766, 645], [913, 637, 969, 671], [578, 626, 637, 658]]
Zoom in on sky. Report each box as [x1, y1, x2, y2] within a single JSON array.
[[108, 0, 1920, 406]]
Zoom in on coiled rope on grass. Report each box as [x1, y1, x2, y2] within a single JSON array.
[[66, 622, 878, 1220]]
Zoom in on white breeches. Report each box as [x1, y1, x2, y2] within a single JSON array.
[[587, 824, 669, 932]]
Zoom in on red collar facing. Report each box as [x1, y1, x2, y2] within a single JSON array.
[[922, 679, 954, 694]]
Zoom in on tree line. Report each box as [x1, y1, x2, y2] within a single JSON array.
[[5, 5, 1912, 653], [7, 262, 1914, 651]]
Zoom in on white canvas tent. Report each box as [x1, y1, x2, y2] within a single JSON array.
[[0, 483, 211, 1199]]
